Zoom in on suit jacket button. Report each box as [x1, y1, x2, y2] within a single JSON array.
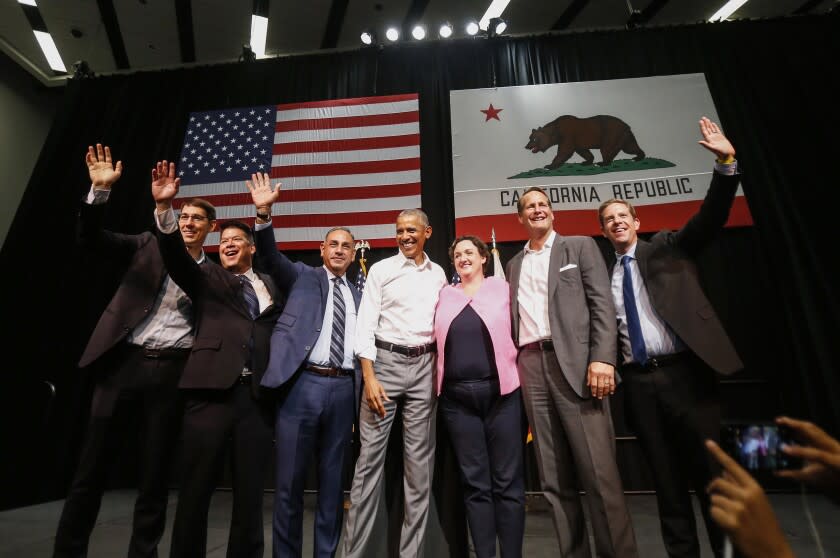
[[305, 345, 311, 351], [316, 328, 320, 332]]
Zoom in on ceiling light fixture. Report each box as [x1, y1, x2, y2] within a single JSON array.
[[385, 26, 400, 41], [489, 17, 507, 35], [439, 22, 453, 38], [18, 0, 38, 6], [478, 0, 511, 31], [466, 20, 480, 36], [709, 0, 749, 22], [33, 30, 65, 72], [411, 24, 426, 40], [360, 30, 375, 45], [249, 14, 268, 58]]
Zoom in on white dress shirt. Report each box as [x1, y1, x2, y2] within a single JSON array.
[[355, 252, 447, 362], [517, 230, 556, 346], [611, 242, 684, 364], [235, 267, 273, 313], [307, 270, 357, 369]]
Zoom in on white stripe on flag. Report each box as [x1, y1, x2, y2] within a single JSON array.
[[204, 223, 397, 245], [276, 100, 418, 121], [175, 171, 420, 197], [275, 123, 419, 143], [272, 146, 419, 166], [209, 196, 421, 219]]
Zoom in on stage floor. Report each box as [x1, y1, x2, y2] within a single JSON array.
[[1, 491, 837, 557]]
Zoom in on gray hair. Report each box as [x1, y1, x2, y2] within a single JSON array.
[[325, 226, 354, 242], [397, 208, 429, 227]]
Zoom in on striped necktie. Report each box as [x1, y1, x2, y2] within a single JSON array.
[[330, 277, 346, 368], [238, 275, 259, 319]]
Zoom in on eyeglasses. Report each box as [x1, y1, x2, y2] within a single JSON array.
[[178, 213, 208, 223]]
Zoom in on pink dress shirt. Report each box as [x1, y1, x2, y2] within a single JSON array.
[[433, 276, 520, 396]]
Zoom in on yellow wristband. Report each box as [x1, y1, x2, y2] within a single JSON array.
[[716, 154, 735, 164]]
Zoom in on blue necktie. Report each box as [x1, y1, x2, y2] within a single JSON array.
[[329, 277, 346, 368], [621, 255, 648, 365], [238, 275, 259, 319]]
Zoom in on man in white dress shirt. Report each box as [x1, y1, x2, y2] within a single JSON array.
[[342, 208, 447, 558]]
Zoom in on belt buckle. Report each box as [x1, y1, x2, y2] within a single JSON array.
[[406, 346, 421, 358], [143, 348, 160, 359]]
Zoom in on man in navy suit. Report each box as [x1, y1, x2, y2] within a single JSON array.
[[247, 172, 361, 558]]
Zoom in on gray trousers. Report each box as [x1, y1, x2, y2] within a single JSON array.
[[517, 349, 638, 558], [343, 348, 437, 558]]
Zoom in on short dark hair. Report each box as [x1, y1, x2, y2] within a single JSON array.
[[597, 198, 637, 226], [448, 235, 490, 273], [181, 198, 216, 221], [219, 221, 253, 244], [325, 226, 354, 242], [516, 187, 550, 214]]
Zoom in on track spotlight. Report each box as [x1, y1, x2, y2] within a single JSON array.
[[487, 17, 507, 37], [411, 24, 426, 40], [465, 20, 479, 35], [71, 59, 93, 79], [360, 29, 376, 45], [439, 22, 453, 38], [385, 27, 400, 41]]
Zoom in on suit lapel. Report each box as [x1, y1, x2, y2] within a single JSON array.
[[633, 239, 651, 280], [547, 234, 567, 300], [257, 271, 280, 317]]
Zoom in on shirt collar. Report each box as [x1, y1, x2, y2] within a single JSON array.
[[398, 251, 432, 270], [323, 265, 345, 284], [615, 241, 638, 261], [195, 250, 206, 264], [237, 267, 257, 282], [524, 230, 556, 254]]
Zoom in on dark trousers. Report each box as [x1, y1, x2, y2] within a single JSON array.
[[272, 370, 354, 558], [439, 380, 525, 558], [54, 345, 185, 558], [622, 353, 724, 558], [169, 380, 274, 558]]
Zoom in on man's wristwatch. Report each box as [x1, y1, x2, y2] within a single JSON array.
[[256, 211, 270, 222]]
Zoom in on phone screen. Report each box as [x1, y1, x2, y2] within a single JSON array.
[[720, 423, 800, 473]]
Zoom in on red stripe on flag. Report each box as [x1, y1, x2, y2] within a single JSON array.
[[173, 184, 421, 209], [270, 158, 420, 178], [273, 134, 420, 154], [455, 197, 753, 241], [277, 94, 418, 111], [204, 237, 397, 252], [276, 111, 419, 132]]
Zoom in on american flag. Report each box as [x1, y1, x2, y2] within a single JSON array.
[[175, 94, 421, 250]]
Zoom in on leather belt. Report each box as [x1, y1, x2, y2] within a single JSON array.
[[375, 339, 437, 358], [624, 351, 689, 372], [520, 339, 554, 351], [304, 363, 353, 377], [131, 345, 191, 360]]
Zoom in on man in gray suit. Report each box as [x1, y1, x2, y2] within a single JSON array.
[[507, 189, 638, 557]]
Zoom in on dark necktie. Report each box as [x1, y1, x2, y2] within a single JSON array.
[[238, 275, 259, 319], [330, 277, 346, 368], [621, 255, 648, 364]]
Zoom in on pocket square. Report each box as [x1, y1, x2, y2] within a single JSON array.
[[559, 263, 578, 272]]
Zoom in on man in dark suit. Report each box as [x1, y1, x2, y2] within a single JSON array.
[[245, 172, 361, 558], [597, 117, 743, 558], [507, 186, 638, 557], [54, 145, 216, 558], [151, 161, 283, 558]]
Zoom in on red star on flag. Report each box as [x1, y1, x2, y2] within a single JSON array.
[[480, 104, 502, 121]]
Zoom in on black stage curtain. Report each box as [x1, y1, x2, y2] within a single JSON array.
[[1, 14, 838, 511]]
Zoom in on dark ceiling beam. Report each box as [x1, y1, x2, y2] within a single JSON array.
[[402, 0, 431, 35], [175, 0, 195, 63], [552, 0, 590, 30], [637, 0, 671, 24], [793, 0, 824, 14], [321, 0, 350, 49], [96, 0, 130, 69]]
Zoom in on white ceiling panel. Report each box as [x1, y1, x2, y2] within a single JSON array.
[[115, 0, 180, 68]]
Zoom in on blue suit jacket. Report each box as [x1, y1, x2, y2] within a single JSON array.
[[254, 226, 362, 399]]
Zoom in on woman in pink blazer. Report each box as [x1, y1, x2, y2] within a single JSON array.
[[434, 235, 525, 558]]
